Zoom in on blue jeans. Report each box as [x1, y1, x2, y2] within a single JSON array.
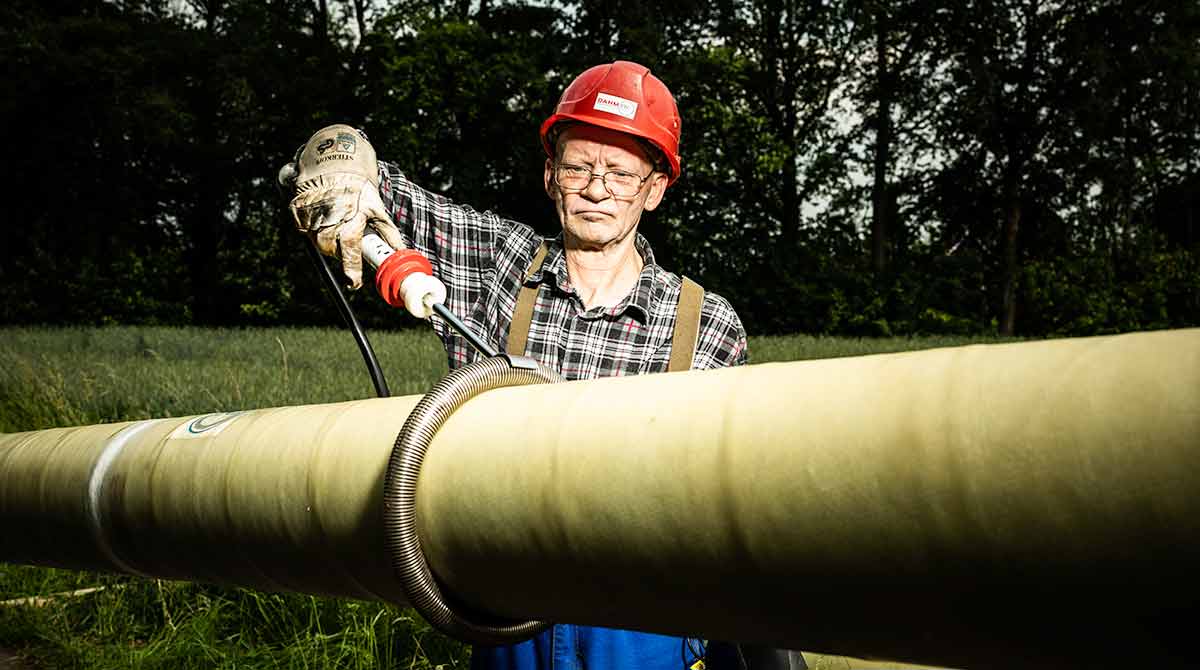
[[472, 624, 702, 670]]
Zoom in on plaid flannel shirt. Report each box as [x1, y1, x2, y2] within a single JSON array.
[[378, 162, 748, 379]]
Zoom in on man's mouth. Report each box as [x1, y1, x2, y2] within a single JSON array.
[[574, 210, 611, 221]]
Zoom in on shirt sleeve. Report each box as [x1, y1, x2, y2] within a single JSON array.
[[693, 292, 749, 370]]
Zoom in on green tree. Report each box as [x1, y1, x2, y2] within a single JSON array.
[[359, 1, 566, 231], [1057, 0, 1200, 250], [848, 0, 942, 277], [2, 1, 193, 324], [929, 0, 1077, 335], [713, 0, 854, 257]]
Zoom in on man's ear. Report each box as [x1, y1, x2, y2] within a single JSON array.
[[641, 172, 670, 211], [543, 158, 556, 200]]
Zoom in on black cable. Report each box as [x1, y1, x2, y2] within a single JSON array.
[[431, 303, 497, 357], [277, 168, 391, 399], [302, 239, 391, 398]]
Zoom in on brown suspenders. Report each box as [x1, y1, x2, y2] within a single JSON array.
[[506, 240, 705, 372], [506, 242, 549, 359], [667, 276, 704, 372]]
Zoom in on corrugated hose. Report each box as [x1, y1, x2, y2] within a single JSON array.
[[384, 355, 562, 644]]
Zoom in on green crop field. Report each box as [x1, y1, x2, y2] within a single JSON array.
[[0, 326, 1012, 669]]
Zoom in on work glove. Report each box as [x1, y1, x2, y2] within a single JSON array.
[[279, 124, 406, 290]]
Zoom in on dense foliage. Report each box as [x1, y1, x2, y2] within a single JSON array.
[[3, 0, 1197, 336]]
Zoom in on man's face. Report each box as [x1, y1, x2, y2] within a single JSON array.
[[544, 125, 669, 252]]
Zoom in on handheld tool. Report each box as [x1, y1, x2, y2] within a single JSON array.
[[362, 231, 498, 358]]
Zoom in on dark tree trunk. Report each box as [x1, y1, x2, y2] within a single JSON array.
[[314, 0, 328, 42], [764, 0, 801, 256], [1000, 176, 1021, 336], [188, 168, 223, 324], [183, 3, 226, 325], [352, 0, 366, 41], [870, 8, 892, 276], [781, 136, 800, 253], [996, 0, 1042, 336]]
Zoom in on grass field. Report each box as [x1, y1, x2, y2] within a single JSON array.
[[0, 325, 1012, 669]]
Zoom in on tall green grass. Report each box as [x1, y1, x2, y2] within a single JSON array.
[[0, 326, 449, 433], [0, 326, 458, 668], [0, 327, 1011, 433], [0, 325, 1013, 668], [749, 333, 1018, 364], [0, 571, 464, 669]]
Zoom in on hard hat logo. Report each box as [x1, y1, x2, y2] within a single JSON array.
[[540, 60, 683, 186], [593, 92, 638, 120]]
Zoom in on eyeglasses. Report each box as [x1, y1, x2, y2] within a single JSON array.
[[553, 162, 652, 198]]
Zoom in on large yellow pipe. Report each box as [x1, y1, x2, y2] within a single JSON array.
[[0, 396, 422, 603], [1, 329, 1198, 669]]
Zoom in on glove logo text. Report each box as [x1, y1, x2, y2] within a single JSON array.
[[312, 131, 359, 166], [316, 133, 356, 155]]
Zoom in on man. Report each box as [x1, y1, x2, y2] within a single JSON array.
[[288, 61, 796, 670]]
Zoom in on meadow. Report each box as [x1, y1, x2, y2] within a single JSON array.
[[0, 325, 1011, 669]]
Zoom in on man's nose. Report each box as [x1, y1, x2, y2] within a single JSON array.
[[582, 173, 610, 200]]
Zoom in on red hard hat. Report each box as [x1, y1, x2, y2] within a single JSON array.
[[539, 60, 682, 185]]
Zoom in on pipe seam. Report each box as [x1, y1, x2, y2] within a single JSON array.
[[85, 419, 163, 578]]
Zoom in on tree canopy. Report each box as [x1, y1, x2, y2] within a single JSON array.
[[4, 0, 1197, 336]]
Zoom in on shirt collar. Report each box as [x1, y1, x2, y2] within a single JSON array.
[[535, 233, 660, 322]]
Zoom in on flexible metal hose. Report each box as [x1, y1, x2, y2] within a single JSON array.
[[384, 355, 562, 644]]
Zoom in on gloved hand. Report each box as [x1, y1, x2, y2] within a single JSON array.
[[279, 124, 406, 290]]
